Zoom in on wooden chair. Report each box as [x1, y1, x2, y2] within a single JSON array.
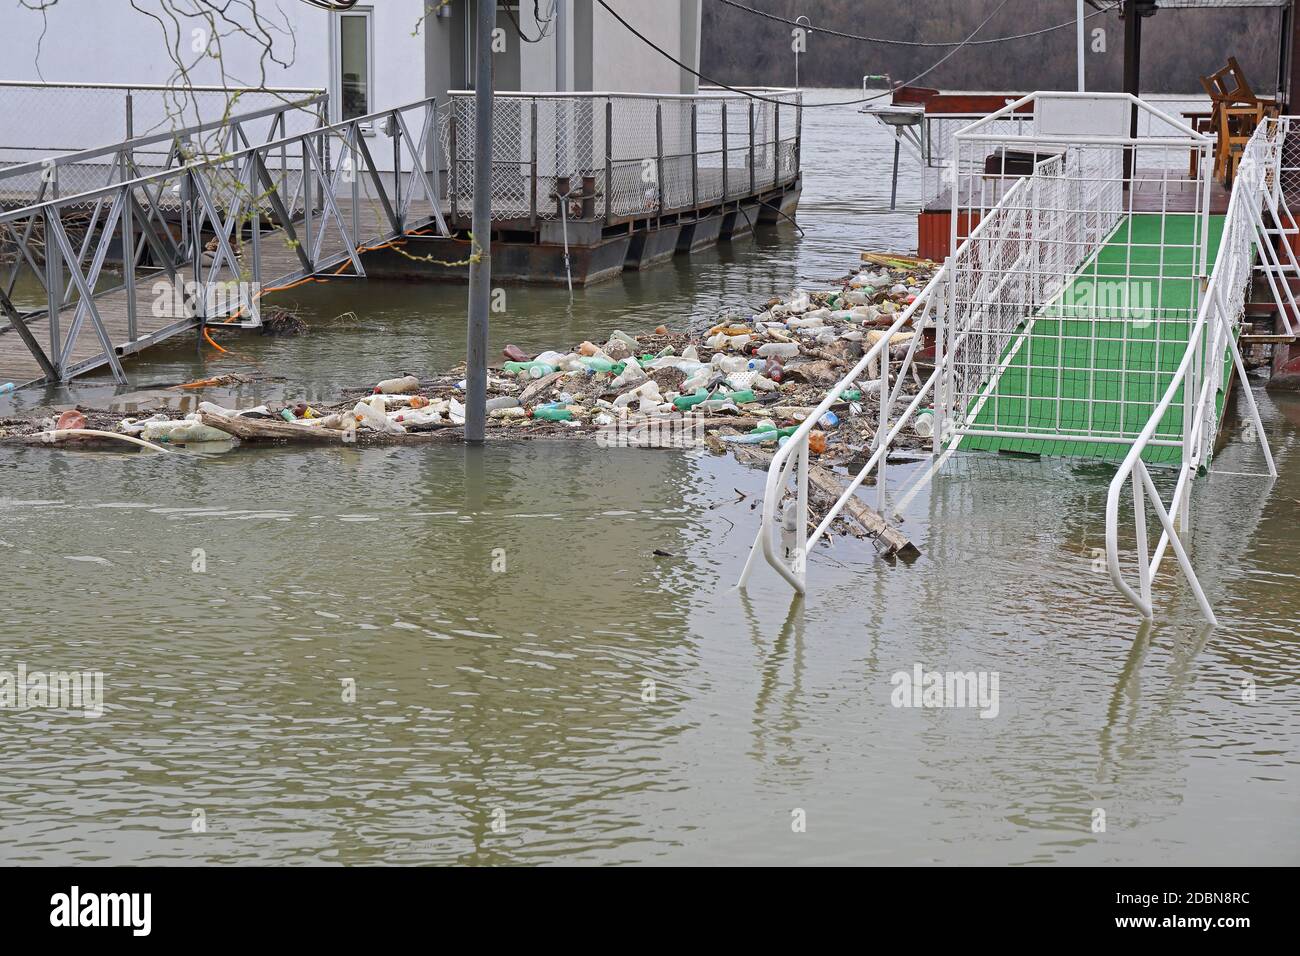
[[1214, 101, 1266, 185], [1201, 57, 1260, 108], [1200, 57, 1276, 185]]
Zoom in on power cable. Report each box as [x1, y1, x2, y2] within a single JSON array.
[[713, 0, 1116, 48], [594, 0, 1012, 108]]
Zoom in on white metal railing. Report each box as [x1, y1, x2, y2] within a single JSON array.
[[0, 96, 447, 387], [736, 265, 948, 593], [1105, 117, 1290, 626], [741, 95, 1291, 625]]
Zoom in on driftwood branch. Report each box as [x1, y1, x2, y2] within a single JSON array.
[[198, 411, 463, 444]]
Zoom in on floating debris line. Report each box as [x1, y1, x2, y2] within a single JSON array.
[[1, 252, 938, 551]]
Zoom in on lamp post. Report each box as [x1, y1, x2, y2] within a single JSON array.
[[794, 16, 810, 89]]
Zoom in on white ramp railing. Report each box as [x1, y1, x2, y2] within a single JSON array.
[[1105, 118, 1289, 626], [741, 104, 1292, 628]]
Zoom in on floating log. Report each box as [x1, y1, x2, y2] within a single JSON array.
[[198, 410, 463, 444], [718, 433, 918, 559]]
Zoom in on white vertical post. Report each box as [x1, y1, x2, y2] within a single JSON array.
[[796, 440, 809, 583], [1132, 470, 1151, 608], [879, 346, 889, 513], [1077, 0, 1086, 92]]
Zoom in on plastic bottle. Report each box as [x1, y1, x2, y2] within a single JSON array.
[[756, 342, 800, 359], [672, 389, 709, 411], [532, 405, 574, 422], [0, 383, 15, 395], [578, 356, 625, 374], [613, 381, 662, 409], [354, 400, 406, 434], [913, 410, 935, 439], [611, 361, 647, 388], [485, 396, 520, 412], [376, 375, 420, 394], [503, 360, 557, 378], [819, 410, 840, 429], [724, 389, 756, 405], [140, 416, 233, 443]]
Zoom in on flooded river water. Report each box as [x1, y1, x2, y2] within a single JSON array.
[[1, 90, 1296, 865]]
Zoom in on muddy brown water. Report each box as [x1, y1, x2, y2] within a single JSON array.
[[1, 91, 1296, 865]]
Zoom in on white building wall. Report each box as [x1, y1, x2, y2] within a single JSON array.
[[0, 0, 427, 167], [592, 0, 687, 95]]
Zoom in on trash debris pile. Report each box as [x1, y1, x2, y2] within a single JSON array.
[[1, 253, 939, 473]]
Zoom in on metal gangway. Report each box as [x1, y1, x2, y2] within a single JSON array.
[[741, 92, 1297, 626], [0, 85, 448, 388]]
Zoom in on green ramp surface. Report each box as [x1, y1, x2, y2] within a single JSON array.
[[959, 213, 1226, 463]]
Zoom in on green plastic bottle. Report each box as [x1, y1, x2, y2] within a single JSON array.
[[504, 361, 557, 378], [673, 389, 709, 411], [578, 356, 626, 374], [532, 405, 574, 422], [723, 389, 756, 405], [839, 388, 862, 401]]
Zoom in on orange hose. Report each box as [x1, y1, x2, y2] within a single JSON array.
[[202, 327, 230, 354]]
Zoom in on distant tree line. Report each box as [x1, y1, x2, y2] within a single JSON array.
[[700, 0, 1284, 95]]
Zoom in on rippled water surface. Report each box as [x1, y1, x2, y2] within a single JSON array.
[[1, 91, 1296, 865]]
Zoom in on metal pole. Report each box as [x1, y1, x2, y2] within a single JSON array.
[[1123, 0, 1142, 180], [530, 98, 539, 227], [655, 101, 665, 214], [465, 0, 496, 445], [690, 100, 698, 209], [1076, 0, 1086, 92], [748, 99, 756, 196], [555, 0, 566, 91], [604, 98, 613, 223], [721, 101, 729, 199]]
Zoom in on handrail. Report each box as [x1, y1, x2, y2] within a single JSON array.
[[737, 264, 947, 592], [0, 93, 327, 179], [1104, 117, 1285, 625], [0, 79, 321, 93], [444, 88, 799, 102], [0, 95, 439, 224], [738, 164, 1045, 592]]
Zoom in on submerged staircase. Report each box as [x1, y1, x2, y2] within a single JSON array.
[[740, 92, 1294, 626]]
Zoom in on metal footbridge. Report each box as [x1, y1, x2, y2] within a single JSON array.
[[0, 81, 448, 388], [0, 80, 802, 389], [741, 92, 1296, 626]]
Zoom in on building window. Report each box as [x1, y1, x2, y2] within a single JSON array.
[[335, 7, 372, 122]]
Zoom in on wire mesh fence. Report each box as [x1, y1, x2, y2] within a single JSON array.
[[438, 89, 801, 223]]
